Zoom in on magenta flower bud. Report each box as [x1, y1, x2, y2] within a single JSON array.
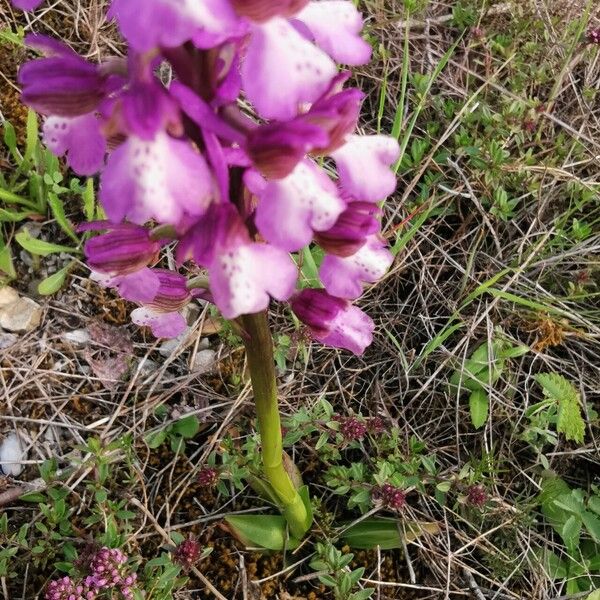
[[173, 538, 202, 570], [231, 0, 308, 22], [290, 289, 374, 355], [315, 201, 381, 257], [246, 121, 329, 179], [19, 35, 108, 117], [198, 467, 220, 487], [334, 415, 367, 441], [467, 485, 488, 508], [373, 483, 406, 510], [80, 221, 160, 276], [588, 28, 600, 44]]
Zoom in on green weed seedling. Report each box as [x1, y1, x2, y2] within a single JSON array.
[[538, 474, 600, 594], [449, 332, 529, 429], [1, 112, 97, 293]]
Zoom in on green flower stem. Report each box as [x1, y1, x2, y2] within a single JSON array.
[[240, 311, 309, 539]]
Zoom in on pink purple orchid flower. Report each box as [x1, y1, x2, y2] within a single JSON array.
[[15, 0, 399, 355]]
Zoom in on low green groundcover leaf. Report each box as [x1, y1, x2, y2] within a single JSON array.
[[38, 263, 73, 295], [224, 515, 300, 551], [340, 518, 439, 550], [172, 415, 200, 439], [469, 388, 489, 429], [16, 229, 80, 257]]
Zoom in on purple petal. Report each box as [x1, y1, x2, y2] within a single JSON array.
[[254, 161, 345, 251], [145, 269, 191, 312], [117, 268, 161, 303], [99, 133, 214, 225], [295, 1, 372, 65], [315, 201, 381, 256], [12, 0, 44, 10], [290, 288, 374, 354], [83, 223, 160, 276], [247, 120, 329, 179], [241, 18, 337, 120], [121, 82, 179, 139], [318, 302, 374, 355], [331, 135, 400, 202], [130, 308, 187, 338], [108, 0, 239, 52], [320, 236, 393, 299], [43, 115, 106, 176], [19, 54, 106, 117]]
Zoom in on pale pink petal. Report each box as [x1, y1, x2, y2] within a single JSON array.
[[295, 1, 371, 65], [100, 132, 214, 225], [320, 236, 393, 298], [43, 114, 106, 175], [316, 303, 374, 355], [331, 135, 399, 202], [130, 307, 187, 338], [241, 18, 337, 120], [254, 161, 345, 251], [210, 243, 297, 318]]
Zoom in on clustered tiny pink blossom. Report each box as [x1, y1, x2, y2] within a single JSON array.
[[12, 0, 400, 357], [197, 466, 220, 487], [46, 547, 136, 600], [373, 483, 406, 510], [85, 547, 136, 599], [173, 538, 201, 570], [588, 27, 600, 44], [466, 484, 488, 508], [45, 576, 96, 600]]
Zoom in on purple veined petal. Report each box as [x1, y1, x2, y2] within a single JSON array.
[[145, 269, 191, 312], [320, 235, 393, 299], [290, 288, 374, 354], [295, 1, 372, 66], [43, 114, 106, 176], [11, 0, 44, 10], [210, 243, 298, 319], [19, 54, 107, 117], [247, 120, 329, 179], [314, 201, 381, 257], [82, 222, 160, 276], [108, 0, 239, 52], [241, 17, 337, 120], [331, 134, 400, 202], [116, 268, 161, 303], [130, 307, 187, 338], [254, 161, 345, 251], [99, 132, 215, 225], [231, 0, 308, 22]]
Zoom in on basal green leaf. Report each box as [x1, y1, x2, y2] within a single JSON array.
[[15, 229, 80, 257], [469, 388, 489, 429]]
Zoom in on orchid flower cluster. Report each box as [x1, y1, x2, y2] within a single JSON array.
[[14, 0, 399, 355]]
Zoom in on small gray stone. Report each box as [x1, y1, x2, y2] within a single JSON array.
[[158, 329, 190, 357], [0, 286, 19, 308], [0, 297, 42, 332], [191, 349, 217, 374], [62, 329, 91, 345], [0, 333, 18, 350]]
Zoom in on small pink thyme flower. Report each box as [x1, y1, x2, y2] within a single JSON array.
[[173, 538, 201, 570]]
